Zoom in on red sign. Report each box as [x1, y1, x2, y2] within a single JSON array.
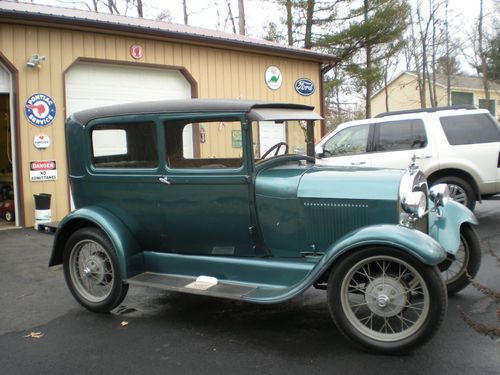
[[30, 161, 56, 171], [30, 160, 57, 181], [130, 44, 144, 59]]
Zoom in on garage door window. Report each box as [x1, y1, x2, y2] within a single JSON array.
[[91, 122, 158, 168]]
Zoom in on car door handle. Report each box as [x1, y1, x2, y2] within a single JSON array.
[[415, 154, 432, 159], [350, 161, 366, 165], [159, 176, 171, 185]]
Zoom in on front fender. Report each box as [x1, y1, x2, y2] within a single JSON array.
[[320, 224, 447, 266], [428, 200, 478, 254], [49, 206, 144, 278], [245, 224, 446, 304]]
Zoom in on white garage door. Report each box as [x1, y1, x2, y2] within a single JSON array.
[[65, 62, 193, 156], [65, 62, 192, 113], [0, 64, 9, 92]]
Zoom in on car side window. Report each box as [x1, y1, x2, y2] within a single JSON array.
[[165, 118, 243, 169], [440, 113, 500, 145], [374, 119, 427, 152], [91, 122, 158, 169], [323, 124, 370, 156]]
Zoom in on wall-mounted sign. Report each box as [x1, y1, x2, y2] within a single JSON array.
[[34, 133, 51, 149], [265, 66, 282, 90], [130, 44, 144, 59], [294, 78, 315, 96], [24, 93, 56, 127], [232, 130, 242, 148], [30, 160, 57, 181]]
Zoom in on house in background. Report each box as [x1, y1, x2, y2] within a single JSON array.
[[371, 71, 500, 117]]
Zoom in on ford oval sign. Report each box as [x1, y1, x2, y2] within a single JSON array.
[[294, 78, 315, 96]]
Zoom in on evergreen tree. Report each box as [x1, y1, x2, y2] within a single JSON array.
[[317, 0, 410, 118]]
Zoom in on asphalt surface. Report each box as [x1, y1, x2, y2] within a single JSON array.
[[0, 202, 499, 374]]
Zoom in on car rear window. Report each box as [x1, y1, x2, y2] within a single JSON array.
[[91, 122, 158, 169], [374, 119, 427, 151], [440, 113, 500, 145]]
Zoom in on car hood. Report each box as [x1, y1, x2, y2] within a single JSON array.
[[255, 164, 404, 201]]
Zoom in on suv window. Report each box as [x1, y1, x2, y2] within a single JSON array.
[[440, 113, 500, 145], [374, 119, 427, 151], [165, 118, 243, 169], [323, 124, 370, 156], [91, 122, 158, 169]]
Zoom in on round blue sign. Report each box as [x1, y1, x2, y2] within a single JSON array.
[[24, 93, 56, 127], [294, 78, 315, 96]]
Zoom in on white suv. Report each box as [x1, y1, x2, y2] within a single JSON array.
[[316, 107, 500, 210]]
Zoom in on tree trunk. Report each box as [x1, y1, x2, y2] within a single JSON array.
[[183, 0, 188, 25], [479, 0, 491, 111], [136, 0, 143, 18], [238, 0, 246, 35], [304, 0, 314, 49], [364, 0, 372, 118], [445, 0, 451, 105], [226, 0, 237, 34], [286, 0, 293, 46]]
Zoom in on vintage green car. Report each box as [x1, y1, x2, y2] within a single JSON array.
[[50, 100, 481, 353]]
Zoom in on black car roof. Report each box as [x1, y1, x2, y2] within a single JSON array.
[[72, 99, 315, 125]]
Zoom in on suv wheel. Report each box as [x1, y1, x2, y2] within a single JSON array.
[[432, 176, 476, 211]]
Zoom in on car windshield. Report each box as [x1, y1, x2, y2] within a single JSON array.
[[253, 120, 314, 161]]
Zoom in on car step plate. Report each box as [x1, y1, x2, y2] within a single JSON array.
[[127, 272, 256, 300]]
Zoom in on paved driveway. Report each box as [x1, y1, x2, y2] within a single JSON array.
[[0, 202, 499, 374]]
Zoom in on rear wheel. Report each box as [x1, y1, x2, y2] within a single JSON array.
[[327, 247, 447, 353], [63, 227, 128, 312], [432, 176, 476, 211], [439, 224, 481, 295]]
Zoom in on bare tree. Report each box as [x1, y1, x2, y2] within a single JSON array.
[[238, 0, 246, 35], [479, 0, 491, 111], [183, 0, 188, 24]]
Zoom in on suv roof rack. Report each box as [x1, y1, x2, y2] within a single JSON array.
[[374, 105, 477, 118]]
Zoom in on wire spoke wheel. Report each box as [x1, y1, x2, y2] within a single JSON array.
[[328, 247, 446, 353], [441, 234, 468, 285], [69, 239, 115, 303], [63, 227, 128, 312], [438, 224, 481, 295], [341, 255, 429, 342]]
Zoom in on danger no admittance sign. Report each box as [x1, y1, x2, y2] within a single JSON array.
[[30, 160, 57, 181]]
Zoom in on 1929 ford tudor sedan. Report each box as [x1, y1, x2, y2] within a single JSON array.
[[50, 99, 481, 353]]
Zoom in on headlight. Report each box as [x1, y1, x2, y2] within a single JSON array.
[[429, 184, 450, 207], [402, 191, 426, 218]]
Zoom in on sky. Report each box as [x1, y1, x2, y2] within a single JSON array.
[[15, 0, 497, 102], [18, 0, 496, 40]]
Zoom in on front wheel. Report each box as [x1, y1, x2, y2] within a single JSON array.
[[327, 247, 447, 353], [439, 224, 481, 295], [63, 227, 128, 313]]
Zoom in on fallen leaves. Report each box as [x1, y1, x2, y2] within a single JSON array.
[[24, 332, 44, 339]]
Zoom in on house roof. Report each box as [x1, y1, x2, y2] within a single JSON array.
[[373, 71, 500, 99], [0, 1, 338, 64]]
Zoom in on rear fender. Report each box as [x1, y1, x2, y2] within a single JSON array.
[[49, 206, 144, 278]]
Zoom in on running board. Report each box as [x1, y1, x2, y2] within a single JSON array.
[[126, 272, 256, 300]]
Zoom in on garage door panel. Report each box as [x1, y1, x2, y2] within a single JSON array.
[[65, 62, 192, 115]]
